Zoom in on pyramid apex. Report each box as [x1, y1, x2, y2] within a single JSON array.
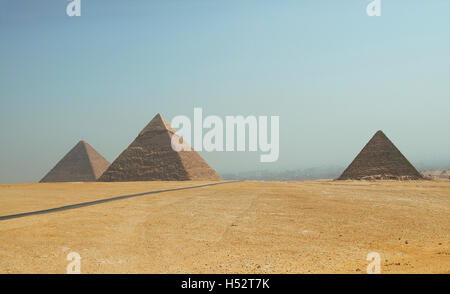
[[372, 130, 389, 140], [153, 113, 169, 122], [150, 112, 167, 123], [77, 140, 93, 150], [139, 113, 175, 135]]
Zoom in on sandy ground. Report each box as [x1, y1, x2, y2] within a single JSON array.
[[0, 180, 448, 274]]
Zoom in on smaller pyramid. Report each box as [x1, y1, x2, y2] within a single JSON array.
[[99, 113, 221, 182], [338, 131, 423, 180], [439, 170, 449, 179], [40, 141, 110, 182]]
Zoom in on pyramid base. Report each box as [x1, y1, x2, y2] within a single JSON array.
[[337, 174, 424, 181]]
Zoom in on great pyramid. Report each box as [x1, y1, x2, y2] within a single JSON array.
[[98, 113, 221, 182], [337, 130, 423, 180], [40, 141, 110, 182]]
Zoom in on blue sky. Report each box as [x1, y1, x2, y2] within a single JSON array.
[[1, 0, 449, 183]]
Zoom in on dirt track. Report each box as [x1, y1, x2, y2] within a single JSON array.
[[0, 181, 237, 221], [0, 180, 448, 273]]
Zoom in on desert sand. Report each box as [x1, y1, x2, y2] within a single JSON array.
[[0, 180, 448, 274]]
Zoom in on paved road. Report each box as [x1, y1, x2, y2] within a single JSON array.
[[0, 181, 239, 221]]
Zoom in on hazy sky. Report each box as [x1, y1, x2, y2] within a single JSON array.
[[1, 0, 449, 183]]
